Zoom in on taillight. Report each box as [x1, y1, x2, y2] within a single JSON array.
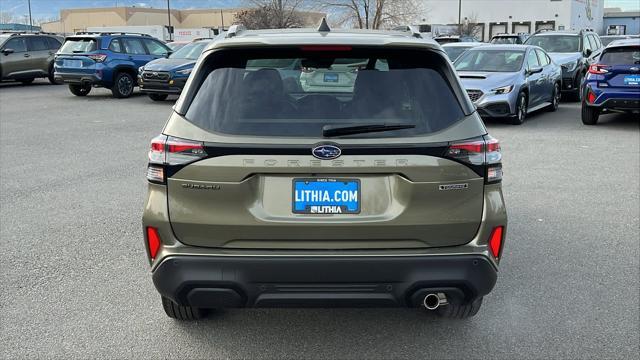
[[588, 64, 609, 74], [488, 226, 504, 259], [445, 136, 502, 183], [146, 226, 161, 260], [88, 54, 107, 62], [147, 135, 206, 184], [587, 90, 597, 104]]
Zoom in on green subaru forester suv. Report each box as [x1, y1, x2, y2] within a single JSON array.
[[142, 23, 508, 320]]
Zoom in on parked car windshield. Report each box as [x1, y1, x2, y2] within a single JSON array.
[[443, 46, 474, 61], [184, 48, 465, 138], [600, 47, 640, 65], [455, 49, 525, 72], [170, 41, 209, 60], [525, 35, 580, 53], [59, 38, 97, 53]]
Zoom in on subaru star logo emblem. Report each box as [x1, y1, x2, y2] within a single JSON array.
[[312, 145, 341, 160], [152, 72, 158, 76]]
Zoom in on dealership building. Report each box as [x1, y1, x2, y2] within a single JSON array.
[[422, 0, 605, 41]]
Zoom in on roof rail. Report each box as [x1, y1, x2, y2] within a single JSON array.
[[225, 24, 245, 38], [73, 31, 151, 37]]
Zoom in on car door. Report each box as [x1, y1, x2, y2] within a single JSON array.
[[121, 37, 153, 68], [26, 36, 52, 75], [525, 48, 543, 106], [535, 48, 553, 102], [143, 39, 170, 61], [1, 37, 30, 78]]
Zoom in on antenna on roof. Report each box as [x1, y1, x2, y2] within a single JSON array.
[[317, 17, 330, 32]]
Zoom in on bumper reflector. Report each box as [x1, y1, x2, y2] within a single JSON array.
[[489, 226, 504, 259], [146, 227, 161, 260]]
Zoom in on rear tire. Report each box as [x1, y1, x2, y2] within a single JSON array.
[[161, 296, 205, 320], [548, 82, 560, 112], [581, 102, 600, 125], [509, 92, 527, 125], [68, 84, 91, 96], [111, 72, 135, 98], [435, 297, 483, 319], [572, 73, 585, 101], [148, 93, 169, 101], [20, 78, 34, 85], [48, 65, 60, 85]]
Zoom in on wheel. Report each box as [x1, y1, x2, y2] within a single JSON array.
[[161, 296, 205, 320], [581, 102, 600, 125], [572, 73, 585, 101], [111, 72, 135, 98], [435, 297, 483, 319], [510, 92, 527, 125], [68, 84, 91, 96], [20, 78, 34, 85], [548, 82, 561, 112], [48, 65, 60, 85], [148, 93, 169, 101]]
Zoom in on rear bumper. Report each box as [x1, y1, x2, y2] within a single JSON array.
[[54, 72, 101, 86], [152, 254, 498, 308]]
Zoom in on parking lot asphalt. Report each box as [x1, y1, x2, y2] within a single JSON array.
[[1, 79, 638, 359]]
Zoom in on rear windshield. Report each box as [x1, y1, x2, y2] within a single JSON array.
[[183, 48, 465, 138], [600, 47, 640, 65], [60, 38, 98, 53], [525, 35, 580, 53], [455, 49, 525, 72], [491, 37, 518, 44]]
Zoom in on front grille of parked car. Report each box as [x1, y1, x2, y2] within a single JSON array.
[[143, 71, 170, 81], [466, 89, 483, 102]]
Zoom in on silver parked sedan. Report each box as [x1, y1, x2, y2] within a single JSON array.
[[454, 45, 562, 124]]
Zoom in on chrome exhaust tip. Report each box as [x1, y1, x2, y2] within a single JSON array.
[[423, 293, 448, 310]]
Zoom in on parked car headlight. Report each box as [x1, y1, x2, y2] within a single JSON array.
[[176, 68, 192, 75], [138, 66, 144, 74], [561, 61, 578, 72], [491, 85, 514, 95]]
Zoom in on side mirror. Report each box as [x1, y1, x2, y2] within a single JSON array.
[[527, 66, 543, 75], [2, 48, 15, 55], [165, 51, 173, 58], [584, 49, 592, 57]]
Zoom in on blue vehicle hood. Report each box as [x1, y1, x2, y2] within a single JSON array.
[[143, 58, 196, 71], [458, 71, 521, 91], [548, 52, 581, 65]]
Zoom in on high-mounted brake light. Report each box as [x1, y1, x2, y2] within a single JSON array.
[[445, 136, 502, 183], [146, 135, 207, 184], [489, 226, 504, 259], [588, 64, 609, 74], [300, 45, 352, 51], [146, 226, 161, 260]]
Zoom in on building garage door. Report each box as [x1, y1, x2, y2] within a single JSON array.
[[535, 21, 555, 31], [512, 22, 531, 34], [490, 22, 508, 38]]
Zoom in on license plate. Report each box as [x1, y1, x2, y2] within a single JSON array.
[[623, 75, 640, 86], [323, 73, 339, 83], [293, 178, 360, 214], [63, 59, 82, 68]]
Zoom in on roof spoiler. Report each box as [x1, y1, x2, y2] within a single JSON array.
[[392, 25, 423, 38], [225, 24, 246, 38]]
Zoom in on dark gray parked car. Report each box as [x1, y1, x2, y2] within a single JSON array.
[[455, 45, 562, 124], [0, 32, 62, 84]]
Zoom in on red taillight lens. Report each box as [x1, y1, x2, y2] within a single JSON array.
[[489, 226, 504, 259], [146, 226, 161, 260], [588, 64, 609, 74], [88, 54, 107, 62], [587, 90, 597, 103], [446, 136, 502, 183], [147, 135, 206, 184]]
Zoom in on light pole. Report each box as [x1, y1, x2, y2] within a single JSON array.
[[27, 0, 33, 32], [167, 0, 172, 41], [458, 0, 462, 25]]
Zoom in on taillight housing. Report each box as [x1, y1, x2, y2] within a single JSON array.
[[147, 135, 207, 184], [445, 135, 502, 184], [88, 54, 108, 62], [588, 64, 609, 74]]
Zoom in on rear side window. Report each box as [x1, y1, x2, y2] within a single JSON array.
[[60, 38, 97, 53], [600, 47, 640, 65], [122, 38, 146, 55], [109, 39, 122, 53], [46, 37, 61, 50], [3, 37, 27, 52], [184, 48, 465, 138], [27, 36, 49, 51]]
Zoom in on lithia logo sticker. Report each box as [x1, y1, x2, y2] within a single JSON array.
[[439, 183, 469, 191]]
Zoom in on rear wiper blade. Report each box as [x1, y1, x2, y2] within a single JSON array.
[[322, 124, 416, 137]]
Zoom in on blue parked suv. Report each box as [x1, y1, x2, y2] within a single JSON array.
[[581, 38, 640, 125], [54, 32, 171, 98], [138, 38, 213, 101]]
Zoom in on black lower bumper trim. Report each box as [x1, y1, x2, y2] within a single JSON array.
[[152, 255, 498, 308]]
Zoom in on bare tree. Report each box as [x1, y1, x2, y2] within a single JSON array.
[[0, 10, 15, 24], [235, 0, 306, 29], [456, 12, 482, 39], [321, 0, 421, 29]]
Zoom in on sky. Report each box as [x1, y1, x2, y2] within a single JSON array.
[[1, 0, 639, 22]]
